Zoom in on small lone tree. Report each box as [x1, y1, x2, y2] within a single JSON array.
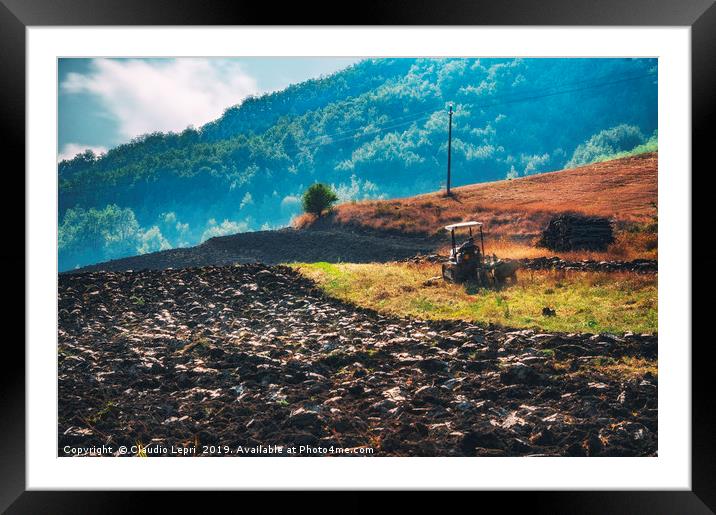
[[302, 183, 338, 217]]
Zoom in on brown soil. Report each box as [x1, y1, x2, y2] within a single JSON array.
[[59, 264, 657, 457], [402, 254, 658, 274]]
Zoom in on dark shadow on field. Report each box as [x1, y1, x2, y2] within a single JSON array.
[[66, 227, 442, 274]]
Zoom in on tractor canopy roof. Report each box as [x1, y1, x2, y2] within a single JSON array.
[[444, 221, 482, 231]]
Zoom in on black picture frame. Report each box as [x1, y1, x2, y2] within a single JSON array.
[[2, 0, 713, 511]]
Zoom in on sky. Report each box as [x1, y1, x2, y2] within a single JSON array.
[[58, 57, 361, 161]]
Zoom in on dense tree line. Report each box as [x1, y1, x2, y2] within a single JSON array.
[[58, 58, 657, 270]]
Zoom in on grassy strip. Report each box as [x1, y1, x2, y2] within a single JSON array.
[[293, 262, 657, 335], [568, 141, 658, 169]]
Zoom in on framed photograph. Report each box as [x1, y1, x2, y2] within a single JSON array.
[[3, 0, 713, 510]]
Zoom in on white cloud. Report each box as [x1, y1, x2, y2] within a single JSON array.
[[58, 143, 108, 162], [62, 58, 259, 139]]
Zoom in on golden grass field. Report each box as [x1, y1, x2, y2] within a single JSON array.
[[292, 153, 658, 335], [295, 262, 657, 335]]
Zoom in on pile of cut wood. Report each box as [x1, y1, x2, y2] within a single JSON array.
[[538, 214, 614, 251]]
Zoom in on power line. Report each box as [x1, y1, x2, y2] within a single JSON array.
[[298, 68, 653, 144], [297, 68, 656, 147], [61, 68, 657, 194], [302, 101, 445, 141], [295, 69, 656, 153], [467, 71, 656, 112], [299, 111, 438, 153]]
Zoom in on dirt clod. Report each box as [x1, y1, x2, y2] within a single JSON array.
[[58, 264, 657, 457]]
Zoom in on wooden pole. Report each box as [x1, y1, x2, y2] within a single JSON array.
[[446, 104, 453, 196]]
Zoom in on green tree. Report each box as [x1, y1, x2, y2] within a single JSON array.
[[302, 183, 338, 216], [58, 204, 144, 269], [566, 124, 646, 168]]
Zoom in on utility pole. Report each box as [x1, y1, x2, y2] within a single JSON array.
[[446, 103, 453, 196]]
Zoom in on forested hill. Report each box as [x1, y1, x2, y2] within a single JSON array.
[[58, 58, 657, 271]]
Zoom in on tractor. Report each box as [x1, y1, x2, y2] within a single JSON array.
[[441, 221, 519, 286]]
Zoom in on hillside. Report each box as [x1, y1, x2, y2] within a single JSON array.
[[68, 153, 657, 273], [302, 152, 657, 258], [58, 58, 657, 271], [68, 228, 438, 273]]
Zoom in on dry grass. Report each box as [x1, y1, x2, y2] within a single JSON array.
[[296, 153, 658, 260], [292, 212, 318, 228], [469, 227, 658, 261], [554, 356, 658, 381], [588, 356, 658, 380], [294, 262, 657, 335]]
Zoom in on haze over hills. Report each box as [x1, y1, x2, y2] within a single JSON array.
[[58, 58, 657, 271]]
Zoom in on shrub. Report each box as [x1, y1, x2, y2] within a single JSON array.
[[302, 183, 338, 216]]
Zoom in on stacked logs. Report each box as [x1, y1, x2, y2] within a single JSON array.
[[538, 214, 614, 251]]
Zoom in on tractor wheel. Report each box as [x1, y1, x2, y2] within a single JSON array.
[[442, 263, 456, 283]]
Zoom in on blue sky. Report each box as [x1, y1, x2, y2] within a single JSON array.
[[58, 57, 361, 161]]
